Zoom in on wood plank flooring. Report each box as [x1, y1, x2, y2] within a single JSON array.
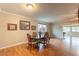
[[0, 39, 76, 56]]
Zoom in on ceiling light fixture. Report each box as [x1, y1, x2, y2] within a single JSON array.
[[26, 3, 37, 12], [26, 4, 34, 9]]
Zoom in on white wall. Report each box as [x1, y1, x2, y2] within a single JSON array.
[[47, 23, 53, 37], [52, 23, 63, 39], [0, 11, 38, 49]]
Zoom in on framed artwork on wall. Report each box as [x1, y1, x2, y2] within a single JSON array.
[[20, 20, 30, 30], [7, 23, 17, 30], [31, 26, 36, 30]]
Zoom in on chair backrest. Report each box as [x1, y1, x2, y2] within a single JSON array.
[[44, 32, 50, 39], [32, 32, 37, 38], [27, 34, 31, 42], [45, 32, 49, 37]]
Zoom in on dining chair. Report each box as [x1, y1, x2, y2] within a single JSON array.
[[44, 32, 50, 45], [27, 33, 38, 48], [32, 32, 37, 38]]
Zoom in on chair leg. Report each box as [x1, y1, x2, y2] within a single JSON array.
[[28, 44, 31, 49], [31, 44, 33, 49]]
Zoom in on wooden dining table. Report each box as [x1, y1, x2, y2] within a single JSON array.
[[31, 37, 46, 44]]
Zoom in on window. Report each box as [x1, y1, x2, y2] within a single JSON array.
[[63, 26, 71, 32], [38, 24, 47, 37], [38, 24, 47, 32], [63, 25, 79, 49], [72, 26, 79, 32]]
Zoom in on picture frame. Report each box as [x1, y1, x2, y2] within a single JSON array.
[[31, 26, 36, 30], [20, 20, 30, 30], [7, 23, 17, 30]]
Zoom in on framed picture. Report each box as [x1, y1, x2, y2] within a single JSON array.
[[31, 26, 36, 30], [20, 20, 30, 30], [7, 23, 17, 30]]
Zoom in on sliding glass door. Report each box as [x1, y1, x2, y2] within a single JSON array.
[[63, 26, 71, 47], [71, 26, 79, 49], [63, 25, 79, 49]]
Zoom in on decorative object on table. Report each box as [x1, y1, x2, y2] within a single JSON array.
[[31, 26, 36, 30], [20, 20, 30, 30], [38, 32, 42, 38], [7, 23, 17, 30]]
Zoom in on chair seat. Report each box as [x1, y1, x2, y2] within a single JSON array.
[[31, 41, 37, 44], [28, 41, 38, 44]]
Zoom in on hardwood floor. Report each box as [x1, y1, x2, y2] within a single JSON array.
[[0, 39, 76, 56]]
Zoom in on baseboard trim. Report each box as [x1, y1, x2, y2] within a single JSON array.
[[0, 41, 27, 50]]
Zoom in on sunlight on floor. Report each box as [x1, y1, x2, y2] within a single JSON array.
[[63, 37, 79, 55]]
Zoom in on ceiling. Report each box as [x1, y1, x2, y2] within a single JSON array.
[[0, 3, 78, 23]]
